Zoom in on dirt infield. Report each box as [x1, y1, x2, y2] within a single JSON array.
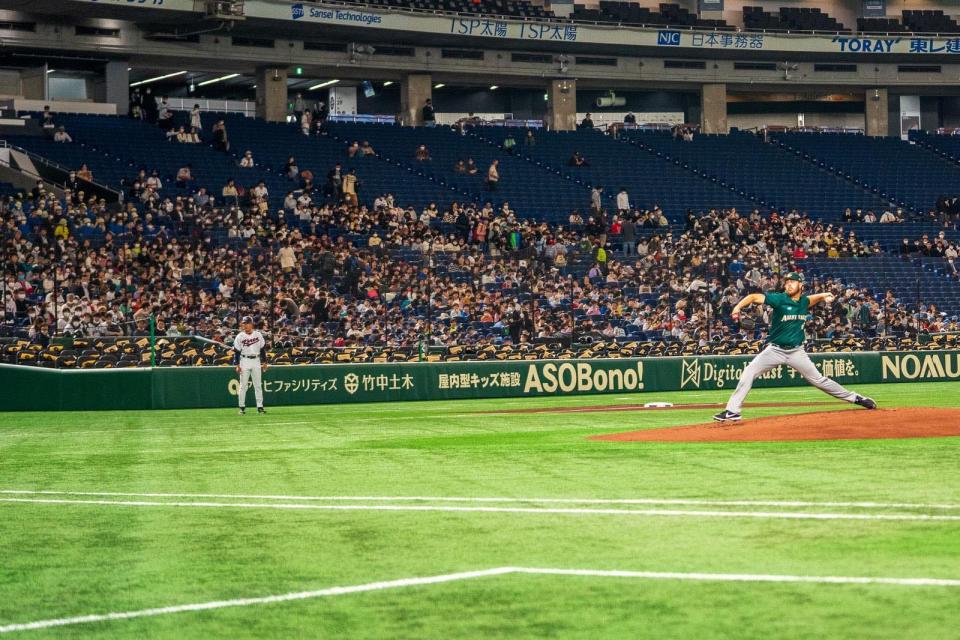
[[482, 402, 837, 415], [590, 408, 960, 443]]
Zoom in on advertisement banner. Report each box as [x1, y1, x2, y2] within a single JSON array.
[[699, 0, 724, 12], [69, 0, 960, 57], [4, 350, 956, 411], [879, 351, 960, 382]]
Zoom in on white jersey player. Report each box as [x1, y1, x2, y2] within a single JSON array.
[[233, 316, 268, 415]]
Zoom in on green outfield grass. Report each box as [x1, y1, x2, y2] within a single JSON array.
[[1, 382, 959, 638]]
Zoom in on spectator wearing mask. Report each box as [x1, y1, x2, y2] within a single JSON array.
[[29, 319, 50, 346], [590, 185, 603, 213]]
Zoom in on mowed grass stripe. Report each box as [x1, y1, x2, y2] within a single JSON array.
[[3, 497, 960, 522], [4, 489, 960, 510]]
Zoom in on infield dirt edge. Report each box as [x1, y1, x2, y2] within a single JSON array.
[[590, 408, 960, 443]]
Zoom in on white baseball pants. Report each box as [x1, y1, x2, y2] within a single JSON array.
[[238, 357, 264, 408], [725, 344, 858, 414]]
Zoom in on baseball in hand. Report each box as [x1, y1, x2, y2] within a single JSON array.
[[824, 294, 835, 304]]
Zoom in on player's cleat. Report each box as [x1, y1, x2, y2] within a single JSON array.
[[239, 408, 245, 415], [713, 410, 741, 422], [855, 396, 877, 410], [257, 407, 265, 414]]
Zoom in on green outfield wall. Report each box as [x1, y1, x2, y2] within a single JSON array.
[[1, 350, 958, 411]]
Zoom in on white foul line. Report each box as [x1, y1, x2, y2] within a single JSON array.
[[1, 566, 958, 634], [510, 567, 960, 587], [3, 490, 958, 511], [0, 567, 515, 635], [2, 497, 959, 522]]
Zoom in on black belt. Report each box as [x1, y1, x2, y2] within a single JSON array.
[[242, 355, 259, 359]]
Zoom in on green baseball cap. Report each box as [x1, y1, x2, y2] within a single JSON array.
[[784, 271, 805, 283]]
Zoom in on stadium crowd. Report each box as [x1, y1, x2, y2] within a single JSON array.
[[4, 172, 958, 362], [5, 103, 960, 359]]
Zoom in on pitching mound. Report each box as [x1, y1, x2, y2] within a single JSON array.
[[590, 408, 960, 443]]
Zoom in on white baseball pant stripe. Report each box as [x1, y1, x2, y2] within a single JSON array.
[[238, 358, 264, 408], [725, 344, 858, 414]]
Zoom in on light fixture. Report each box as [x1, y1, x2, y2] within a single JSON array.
[[543, 92, 549, 101], [127, 67, 132, 71], [308, 79, 339, 90], [47, 69, 55, 74], [197, 73, 241, 87], [383, 80, 393, 86], [489, 85, 498, 90], [434, 83, 445, 88], [129, 70, 187, 87]]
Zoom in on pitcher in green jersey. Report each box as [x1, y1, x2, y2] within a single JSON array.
[[713, 271, 878, 422]]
